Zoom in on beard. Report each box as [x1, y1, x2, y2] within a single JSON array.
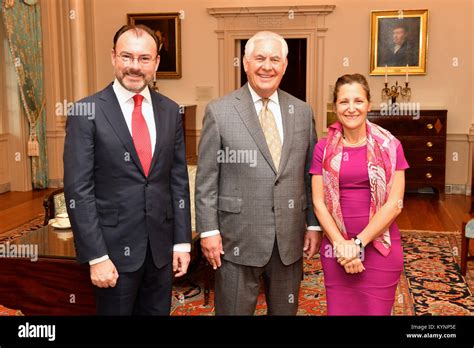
[[117, 67, 149, 93]]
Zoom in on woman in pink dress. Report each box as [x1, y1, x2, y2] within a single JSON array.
[[310, 74, 409, 315]]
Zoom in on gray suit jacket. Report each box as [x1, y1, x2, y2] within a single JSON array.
[[195, 84, 319, 267]]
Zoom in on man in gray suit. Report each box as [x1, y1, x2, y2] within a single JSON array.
[[195, 31, 322, 315]]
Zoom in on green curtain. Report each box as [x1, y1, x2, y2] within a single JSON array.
[[2, 0, 48, 189]]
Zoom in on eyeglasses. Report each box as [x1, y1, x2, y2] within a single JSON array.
[[115, 52, 156, 66]]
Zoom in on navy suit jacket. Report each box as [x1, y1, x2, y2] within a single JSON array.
[[64, 83, 191, 272]]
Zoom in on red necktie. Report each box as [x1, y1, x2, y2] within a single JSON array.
[[132, 94, 152, 176]]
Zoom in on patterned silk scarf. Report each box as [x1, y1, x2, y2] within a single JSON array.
[[322, 120, 400, 256]]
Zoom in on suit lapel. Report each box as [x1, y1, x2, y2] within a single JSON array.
[[148, 90, 165, 174], [275, 90, 294, 180], [98, 84, 145, 176], [234, 85, 278, 174]]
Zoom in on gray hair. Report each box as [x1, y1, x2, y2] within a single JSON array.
[[244, 31, 288, 59]]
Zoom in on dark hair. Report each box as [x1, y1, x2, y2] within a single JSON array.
[[113, 24, 159, 55], [393, 21, 408, 33], [333, 73, 371, 103]]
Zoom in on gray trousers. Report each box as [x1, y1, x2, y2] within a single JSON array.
[[214, 241, 303, 315]]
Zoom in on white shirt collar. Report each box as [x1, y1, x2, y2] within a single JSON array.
[[247, 84, 279, 105], [113, 78, 152, 104]]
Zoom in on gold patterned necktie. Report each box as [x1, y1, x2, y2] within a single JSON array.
[[258, 98, 282, 169]]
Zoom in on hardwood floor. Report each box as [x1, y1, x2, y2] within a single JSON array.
[[0, 189, 471, 234], [398, 193, 471, 232]]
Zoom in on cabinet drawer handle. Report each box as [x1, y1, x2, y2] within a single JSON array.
[[426, 141, 433, 148], [426, 123, 434, 130], [426, 156, 433, 162], [426, 173, 432, 179]]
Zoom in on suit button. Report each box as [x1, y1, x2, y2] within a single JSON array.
[[275, 180, 280, 186], [144, 209, 147, 214], [271, 206, 274, 212]]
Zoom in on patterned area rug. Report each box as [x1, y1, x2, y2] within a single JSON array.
[[402, 230, 473, 315], [171, 230, 474, 316], [0, 305, 23, 316]]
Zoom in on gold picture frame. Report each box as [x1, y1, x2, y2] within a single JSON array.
[[369, 9, 428, 76], [128, 12, 182, 79]]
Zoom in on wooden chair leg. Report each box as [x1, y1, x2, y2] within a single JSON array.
[[43, 202, 51, 226], [461, 222, 468, 276], [461, 237, 468, 276], [203, 263, 210, 306]]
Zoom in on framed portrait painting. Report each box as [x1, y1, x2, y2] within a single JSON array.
[[128, 12, 182, 79], [369, 9, 428, 76]]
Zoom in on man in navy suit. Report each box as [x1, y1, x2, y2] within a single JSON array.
[[64, 24, 191, 315]]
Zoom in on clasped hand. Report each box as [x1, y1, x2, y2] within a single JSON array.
[[333, 239, 365, 274]]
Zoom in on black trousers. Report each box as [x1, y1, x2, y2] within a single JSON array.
[[94, 243, 173, 315]]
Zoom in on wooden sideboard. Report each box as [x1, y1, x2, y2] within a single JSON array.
[[368, 109, 447, 195]]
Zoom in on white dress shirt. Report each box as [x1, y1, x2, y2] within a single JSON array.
[[248, 84, 284, 142], [89, 80, 190, 266], [113, 79, 156, 155], [200, 84, 320, 239]]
